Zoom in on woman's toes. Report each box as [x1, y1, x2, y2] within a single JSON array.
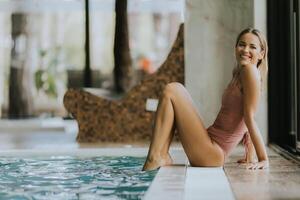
[[142, 155, 173, 171]]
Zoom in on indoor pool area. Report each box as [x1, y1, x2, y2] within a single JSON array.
[[1, 0, 300, 199], [0, 119, 158, 200], [0, 119, 299, 200], [0, 156, 156, 199]]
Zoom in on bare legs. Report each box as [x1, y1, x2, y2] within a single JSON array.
[[142, 82, 224, 171]]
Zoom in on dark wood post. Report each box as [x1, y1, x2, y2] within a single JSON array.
[[8, 13, 33, 118], [113, 0, 133, 93], [84, 0, 92, 87]]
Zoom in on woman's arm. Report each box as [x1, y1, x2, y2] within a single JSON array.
[[237, 132, 256, 163], [241, 64, 269, 169]]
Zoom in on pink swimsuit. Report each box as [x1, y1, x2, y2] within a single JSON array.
[[207, 82, 250, 157]]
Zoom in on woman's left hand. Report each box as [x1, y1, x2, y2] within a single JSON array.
[[237, 157, 256, 164], [246, 160, 269, 170]]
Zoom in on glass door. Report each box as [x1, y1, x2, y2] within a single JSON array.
[[268, 0, 300, 155], [296, 0, 300, 152]]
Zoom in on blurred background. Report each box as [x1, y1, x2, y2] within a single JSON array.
[[0, 0, 299, 157], [0, 0, 184, 118]]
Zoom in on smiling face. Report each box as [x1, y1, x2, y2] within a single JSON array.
[[235, 33, 264, 67]]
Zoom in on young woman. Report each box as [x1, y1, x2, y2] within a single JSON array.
[[142, 28, 269, 171]]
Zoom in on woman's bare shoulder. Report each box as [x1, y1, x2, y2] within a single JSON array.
[[240, 65, 260, 83]]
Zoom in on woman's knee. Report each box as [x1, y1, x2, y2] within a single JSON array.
[[163, 82, 185, 97]]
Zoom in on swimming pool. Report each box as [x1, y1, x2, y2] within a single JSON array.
[[0, 156, 157, 200]]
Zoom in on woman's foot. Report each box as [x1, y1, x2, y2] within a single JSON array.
[[142, 153, 173, 171]]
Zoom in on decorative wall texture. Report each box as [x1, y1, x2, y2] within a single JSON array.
[[64, 24, 184, 142]]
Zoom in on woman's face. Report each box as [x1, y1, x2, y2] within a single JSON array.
[[235, 33, 264, 67]]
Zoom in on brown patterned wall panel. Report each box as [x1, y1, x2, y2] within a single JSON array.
[[63, 24, 184, 142]]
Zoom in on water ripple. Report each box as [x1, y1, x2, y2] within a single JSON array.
[[0, 156, 157, 200]]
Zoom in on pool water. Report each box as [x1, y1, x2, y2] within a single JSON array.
[[0, 156, 157, 200]]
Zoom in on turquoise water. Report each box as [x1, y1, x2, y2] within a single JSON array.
[[0, 156, 157, 200]]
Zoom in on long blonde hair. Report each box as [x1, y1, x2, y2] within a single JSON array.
[[232, 28, 268, 91]]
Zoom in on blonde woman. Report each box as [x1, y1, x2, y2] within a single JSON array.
[[143, 28, 269, 171]]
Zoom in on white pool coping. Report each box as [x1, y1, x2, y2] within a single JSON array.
[[0, 117, 65, 133], [184, 167, 235, 200], [0, 147, 149, 157], [0, 147, 235, 200], [144, 149, 235, 200]]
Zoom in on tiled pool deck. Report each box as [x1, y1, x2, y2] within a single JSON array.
[[0, 119, 299, 199]]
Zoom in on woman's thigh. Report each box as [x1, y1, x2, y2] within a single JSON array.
[[166, 82, 224, 166]]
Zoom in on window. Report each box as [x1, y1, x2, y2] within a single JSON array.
[[89, 0, 184, 88], [268, 0, 300, 154], [0, 0, 85, 117], [0, 0, 184, 118]]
